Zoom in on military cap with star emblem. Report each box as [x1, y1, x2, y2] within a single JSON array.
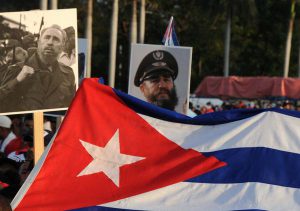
[[134, 50, 178, 86]]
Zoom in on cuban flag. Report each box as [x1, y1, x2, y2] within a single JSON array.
[[162, 16, 180, 46], [12, 78, 300, 210]]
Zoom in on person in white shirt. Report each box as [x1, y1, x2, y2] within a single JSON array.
[[0, 116, 22, 156]]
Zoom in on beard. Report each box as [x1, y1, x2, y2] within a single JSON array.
[[38, 46, 59, 65], [148, 87, 178, 111]]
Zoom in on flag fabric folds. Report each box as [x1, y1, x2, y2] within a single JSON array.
[[162, 16, 179, 46], [12, 78, 300, 210]]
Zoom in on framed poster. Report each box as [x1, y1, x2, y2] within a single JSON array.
[[0, 9, 78, 115], [128, 44, 192, 114]]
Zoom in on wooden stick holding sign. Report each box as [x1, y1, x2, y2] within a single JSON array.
[[33, 112, 44, 164]]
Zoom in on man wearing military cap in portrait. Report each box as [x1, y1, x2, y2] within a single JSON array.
[[134, 50, 179, 111]]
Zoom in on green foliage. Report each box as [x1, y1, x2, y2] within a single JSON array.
[[1, 0, 300, 93], [0, 0, 39, 12]]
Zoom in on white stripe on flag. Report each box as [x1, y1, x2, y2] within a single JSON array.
[[140, 111, 300, 154], [101, 181, 300, 211]]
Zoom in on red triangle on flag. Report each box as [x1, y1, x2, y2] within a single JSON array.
[[15, 79, 226, 211]]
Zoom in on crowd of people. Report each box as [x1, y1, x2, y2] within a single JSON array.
[[188, 99, 300, 116], [0, 114, 55, 207]]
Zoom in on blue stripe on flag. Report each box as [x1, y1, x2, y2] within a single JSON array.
[[162, 16, 179, 46], [114, 88, 300, 125], [69, 206, 139, 211], [171, 24, 179, 46], [186, 147, 300, 188]]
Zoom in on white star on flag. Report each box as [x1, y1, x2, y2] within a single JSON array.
[[78, 129, 145, 187]]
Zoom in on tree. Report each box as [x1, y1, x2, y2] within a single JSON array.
[[130, 0, 137, 44], [85, 0, 93, 77], [283, 0, 296, 77], [108, 0, 119, 87], [51, 0, 58, 9], [207, 0, 257, 77], [40, 0, 48, 10], [3, 1, 299, 92], [139, 0, 146, 43]]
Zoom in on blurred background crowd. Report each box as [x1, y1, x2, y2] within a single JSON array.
[[189, 98, 300, 116], [0, 114, 56, 206]]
